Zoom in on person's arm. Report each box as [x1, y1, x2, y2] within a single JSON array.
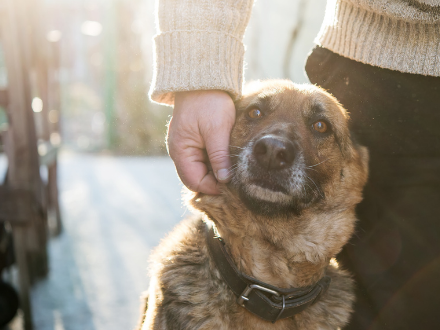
[[151, 0, 254, 194]]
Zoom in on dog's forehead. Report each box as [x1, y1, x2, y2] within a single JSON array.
[[241, 82, 337, 117]]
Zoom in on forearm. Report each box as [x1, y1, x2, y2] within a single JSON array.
[[150, 0, 255, 105]]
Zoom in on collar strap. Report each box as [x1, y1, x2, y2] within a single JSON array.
[[206, 223, 331, 323]]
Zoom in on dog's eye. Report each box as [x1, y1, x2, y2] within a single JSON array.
[[313, 121, 328, 133], [248, 108, 263, 119]]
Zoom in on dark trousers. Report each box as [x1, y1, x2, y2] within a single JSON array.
[[306, 47, 440, 330]]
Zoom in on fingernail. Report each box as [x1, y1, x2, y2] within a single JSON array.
[[216, 169, 230, 181]]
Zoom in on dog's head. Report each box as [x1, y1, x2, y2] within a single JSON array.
[[227, 80, 368, 216]]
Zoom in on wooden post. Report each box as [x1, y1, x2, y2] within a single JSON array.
[[0, 0, 49, 327], [47, 30, 63, 237], [48, 161, 62, 236], [0, 0, 62, 327], [13, 228, 33, 330]]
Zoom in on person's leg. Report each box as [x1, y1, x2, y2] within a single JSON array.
[[306, 47, 440, 330]]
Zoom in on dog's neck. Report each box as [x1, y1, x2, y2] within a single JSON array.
[[190, 190, 357, 289], [215, 221, 329, 289]]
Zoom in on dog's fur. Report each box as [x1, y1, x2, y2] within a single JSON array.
[[138, 80, 369, 330]]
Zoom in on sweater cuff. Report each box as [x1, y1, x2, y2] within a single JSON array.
[[149, 30, 245, 106]]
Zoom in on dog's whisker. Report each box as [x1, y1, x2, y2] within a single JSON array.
[[305, 183, 322, 200], [306, 176, 324, 198], [305, 176, 324, 198], [226, 163, 239, 170], [224, 167, 238, 175], [306, 158, 331, 168], [229, 145, 246, 150], [301, 184, 307, 198], [223, 164, 240, 176], [304, 183, 314, 196]]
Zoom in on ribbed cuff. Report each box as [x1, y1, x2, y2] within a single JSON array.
[[316, 0, 440, 77], [149, 30, 245, 106]]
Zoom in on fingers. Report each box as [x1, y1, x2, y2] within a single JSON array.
[[169, 141, 221, 195], [203, 127, 233, 183], [198, 93, 236, 184], [169, 90, 236, 195]]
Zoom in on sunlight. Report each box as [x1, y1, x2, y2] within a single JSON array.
[[32, 97, 43, 113], [46, 30, 62, 43], [81, 20, 102, 37]]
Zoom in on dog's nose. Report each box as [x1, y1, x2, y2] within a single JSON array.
[[253, 136, 295, 170]]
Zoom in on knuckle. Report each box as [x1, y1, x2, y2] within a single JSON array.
[[202, 121, 231, 135], [208, 149, 229, 164]]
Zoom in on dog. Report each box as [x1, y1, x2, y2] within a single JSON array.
[[138, 80, 369, 330]]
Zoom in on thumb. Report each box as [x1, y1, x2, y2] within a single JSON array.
[[204, 127, 232, 183]]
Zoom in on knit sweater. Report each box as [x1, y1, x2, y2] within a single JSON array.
[[150, 0, 440, 105]]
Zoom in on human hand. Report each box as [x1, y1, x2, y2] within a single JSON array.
[[167, 90, 236, 195]]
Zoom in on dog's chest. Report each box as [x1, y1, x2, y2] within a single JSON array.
[[151, 220, 347, 330]]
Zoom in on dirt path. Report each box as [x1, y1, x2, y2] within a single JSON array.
[[27, 153, 185, 330]]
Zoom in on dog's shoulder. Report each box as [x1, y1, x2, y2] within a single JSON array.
[[150, 216, 209, 277], [298, 264, 355, 329], [145, 217, 237, 329]]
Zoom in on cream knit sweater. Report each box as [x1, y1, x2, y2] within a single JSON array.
[[150, 0, 440, 105]]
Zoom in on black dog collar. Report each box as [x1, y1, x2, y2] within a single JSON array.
[[206, 222, 331, 323]]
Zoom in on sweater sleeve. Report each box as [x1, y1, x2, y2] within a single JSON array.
[[149, 0, 255, 105]]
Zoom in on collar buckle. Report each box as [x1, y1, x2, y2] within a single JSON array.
[[237, 284, 280, 307]]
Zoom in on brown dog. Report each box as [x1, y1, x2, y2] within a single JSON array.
[[138, 80, 369, 330]]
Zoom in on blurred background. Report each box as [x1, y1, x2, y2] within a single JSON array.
[[0, 0, 325, 329]]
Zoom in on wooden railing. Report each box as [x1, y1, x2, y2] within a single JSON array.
[[0, 0, 61, 328]]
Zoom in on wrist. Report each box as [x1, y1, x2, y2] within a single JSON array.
[[174, 90, 232, 102]]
